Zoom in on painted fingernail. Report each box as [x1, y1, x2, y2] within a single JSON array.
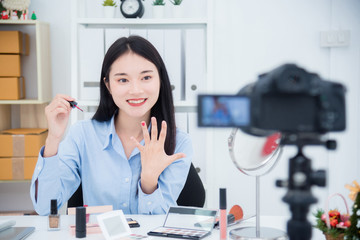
[[141, 122, 145, 126]]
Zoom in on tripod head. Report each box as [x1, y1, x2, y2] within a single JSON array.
[[276, 133, 336, 240]]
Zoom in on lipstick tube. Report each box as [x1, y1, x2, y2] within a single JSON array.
[[219, 188, 227, 240]]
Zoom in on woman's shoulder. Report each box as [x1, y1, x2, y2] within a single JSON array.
[[175, 128, 192, 146]]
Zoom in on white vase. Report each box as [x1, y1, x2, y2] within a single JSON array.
[[103, 6, 115, 18], [152, 5, 165, 19], [172, 5, 183, 18]]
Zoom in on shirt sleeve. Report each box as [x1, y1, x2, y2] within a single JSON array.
[[29, 125, 83, 216], [137, 131, 193, 214]]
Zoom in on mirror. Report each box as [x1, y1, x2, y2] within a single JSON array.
[[228, 129, 288, 240]]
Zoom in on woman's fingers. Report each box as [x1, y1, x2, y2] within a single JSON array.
[[150, 117, 158, 141], [141, 121, 151, 144], [158, 120, 167, 146]]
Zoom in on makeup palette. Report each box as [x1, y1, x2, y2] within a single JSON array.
[[148, 207, 217, 239]]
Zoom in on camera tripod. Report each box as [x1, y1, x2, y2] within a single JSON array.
[[276, 133, 336, 240]]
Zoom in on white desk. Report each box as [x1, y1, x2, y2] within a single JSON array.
[[0, 215, 325, 239]]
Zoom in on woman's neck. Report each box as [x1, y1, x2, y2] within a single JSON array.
[[115, 111, 150, 139]]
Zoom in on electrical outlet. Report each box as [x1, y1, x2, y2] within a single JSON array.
[[320, 30, 350, 47]]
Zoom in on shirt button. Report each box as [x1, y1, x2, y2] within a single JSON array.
[[147, 201, 152, 205], [125, 178, 129, 183], [37, 166, 41, 171], [123, 203, 127, 207]]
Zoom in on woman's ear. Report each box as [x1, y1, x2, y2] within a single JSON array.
[[104, 77, 111, 94]]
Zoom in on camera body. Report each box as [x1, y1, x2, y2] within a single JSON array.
[[198, 64, 346, 136]]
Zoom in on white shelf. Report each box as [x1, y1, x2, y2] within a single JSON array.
[[0, 20, 38, 25], [77, 18, 208, 25], [0, 99, 49, 104]]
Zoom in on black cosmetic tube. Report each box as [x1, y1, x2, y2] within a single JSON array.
[[76, 207, 86, 238]]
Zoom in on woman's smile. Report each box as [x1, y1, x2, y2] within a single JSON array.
[[127, 98, 148, 106]]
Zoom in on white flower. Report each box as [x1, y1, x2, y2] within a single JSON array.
[[2, 0, 31, 11]]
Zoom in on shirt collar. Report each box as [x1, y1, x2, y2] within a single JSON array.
[[103, 114, 117, 150]]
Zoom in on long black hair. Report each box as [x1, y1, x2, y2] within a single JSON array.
[[93, 36, 176, 155]]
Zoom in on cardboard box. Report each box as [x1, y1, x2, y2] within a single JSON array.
[[0, 128, 48, 157], [0, 31, 29, 55], [0, 54, 21, 77], [0, 157, 37, 180], [0, 77, 25, 100]]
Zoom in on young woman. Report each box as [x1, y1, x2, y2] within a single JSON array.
[[30, 36, 192, 215]]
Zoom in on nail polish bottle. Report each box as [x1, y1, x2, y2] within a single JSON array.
[[48, 199, 60, 231]]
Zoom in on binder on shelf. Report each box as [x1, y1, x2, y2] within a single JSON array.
[[105, 28, 130, 52], [79, 27, 104, 101], [147, 29, 164, 60], [164, 29, 182, 102], [188, 112, 207, 184], [184, 28, 206, 103]]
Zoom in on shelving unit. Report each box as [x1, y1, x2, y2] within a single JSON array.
[[70, 0, 214, 201], [0, 20, 51, 131], [0, 20, 52, 105]]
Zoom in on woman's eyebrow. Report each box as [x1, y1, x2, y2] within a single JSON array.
[[113, 72, 128, 76], [141, 70, 153, 74]]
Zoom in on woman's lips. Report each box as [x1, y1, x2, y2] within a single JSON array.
[[127, 98, 147, 106]]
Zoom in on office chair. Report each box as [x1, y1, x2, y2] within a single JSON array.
[[68, 163, 205, 208]]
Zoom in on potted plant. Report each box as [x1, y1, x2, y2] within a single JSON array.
[[169, 0, 183, 18], [152, 0, 165, 18], [169, 0, 182, 5], [102, 0, 117, 18]]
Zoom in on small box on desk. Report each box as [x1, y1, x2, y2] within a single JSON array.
[[0, 55, 21, 77], [0, 31, 29, 55], [0, 128, 48, 157], [0, 77, 25, 100], [0, 157, 37, 180]]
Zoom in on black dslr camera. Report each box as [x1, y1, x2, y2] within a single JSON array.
[[198, 63, 346, 135], [197, 63, 346, 240]]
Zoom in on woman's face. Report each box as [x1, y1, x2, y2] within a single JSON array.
[[106, 52, 160, 120]]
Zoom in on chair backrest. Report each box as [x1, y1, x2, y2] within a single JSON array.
[[67, 162, 206, 208], [176, 163, 206, 207]]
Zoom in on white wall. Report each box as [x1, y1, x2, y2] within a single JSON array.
[[1, 0, 359, 221]]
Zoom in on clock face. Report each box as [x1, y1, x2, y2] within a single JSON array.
[[122, 0, 140, 15]]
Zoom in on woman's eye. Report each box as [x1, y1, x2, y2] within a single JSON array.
[[118, 78, 128, 83], [143, 76, 152, 81]]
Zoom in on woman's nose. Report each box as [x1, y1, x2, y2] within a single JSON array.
[[129, 81, 144, 94]]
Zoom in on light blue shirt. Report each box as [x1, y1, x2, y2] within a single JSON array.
[[30, 115, 192, 216]]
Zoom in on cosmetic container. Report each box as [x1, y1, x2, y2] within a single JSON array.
[[76, 206, 86, 238], [48, 199, 60, 231], [219, 188, 227, 240]]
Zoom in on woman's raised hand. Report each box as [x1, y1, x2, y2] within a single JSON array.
[[131, 117, 186, 194], [44, 94, 75, 157]]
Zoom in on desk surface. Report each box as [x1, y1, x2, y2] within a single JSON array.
[[0, 215, 325, 240]]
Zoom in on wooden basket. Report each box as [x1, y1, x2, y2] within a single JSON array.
[[323, 193, 349, 240], [324, 232, 345, 240]]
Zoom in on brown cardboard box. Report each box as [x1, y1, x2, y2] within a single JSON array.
[[0, 157, 37, 180], [0, 31, 29, 55], [0, 128, 48, 157], [0, 55, 21, 77], [0, 77, 25, 100]]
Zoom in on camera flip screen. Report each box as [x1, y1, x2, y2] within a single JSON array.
[[197, 95, 250, 127]]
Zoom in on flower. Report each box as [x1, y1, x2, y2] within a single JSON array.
[[314, 209, 351, 238]]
